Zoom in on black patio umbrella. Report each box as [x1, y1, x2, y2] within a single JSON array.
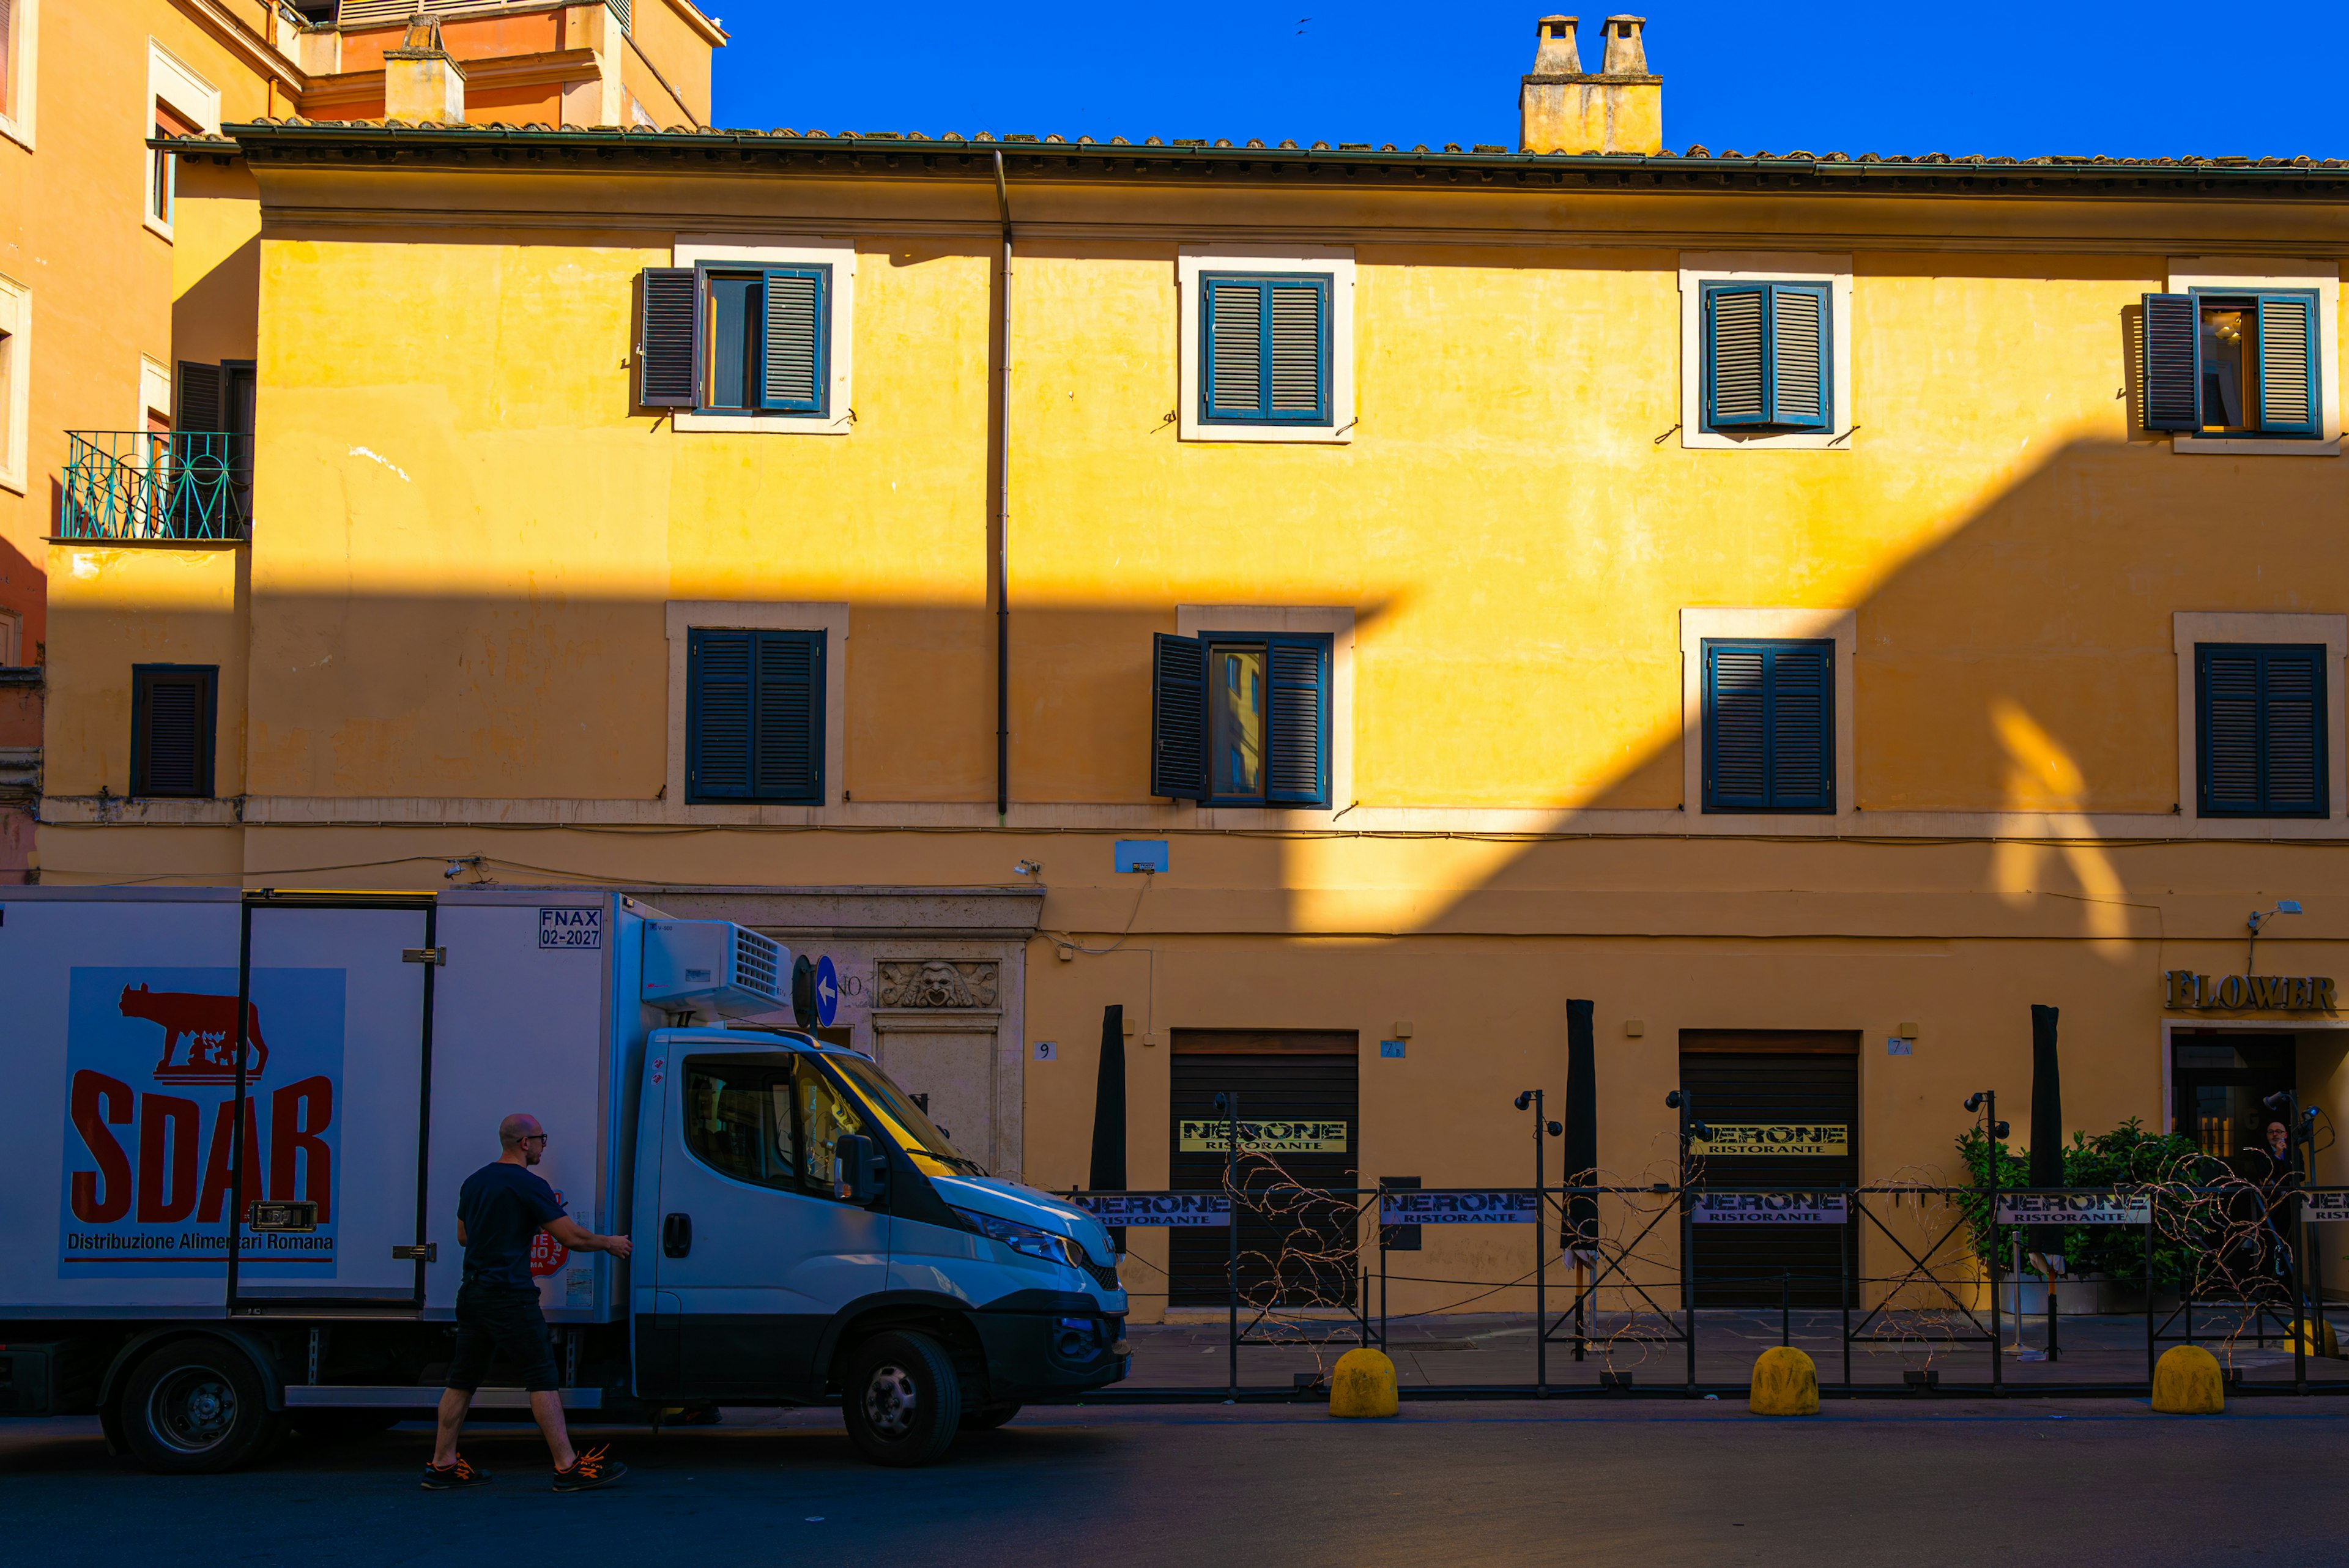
[[1088, 1003, 1127, 1194], [2028, 1003, 2066, 1266], [1561, 998, 1598, 1255]]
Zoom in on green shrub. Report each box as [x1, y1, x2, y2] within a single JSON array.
[[1951, 1120, 2215, 1292]]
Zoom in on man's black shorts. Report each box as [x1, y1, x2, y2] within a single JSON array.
[[447, 1279, 560, 1394]]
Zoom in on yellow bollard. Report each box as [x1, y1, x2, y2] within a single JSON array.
[[1328, 1347, 1399, 1418], [2151, 1343, 2225, 1414], [2288, 1318, 2340, 1360], [1748, 1346, 1819, 1416]]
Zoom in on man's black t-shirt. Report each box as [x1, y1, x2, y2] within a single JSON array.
[[457, 1161, 565, 1290]]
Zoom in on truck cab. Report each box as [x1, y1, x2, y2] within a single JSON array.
[[633, 1026, 1127, 1463]]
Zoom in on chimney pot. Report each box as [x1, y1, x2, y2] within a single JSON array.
[[1519, 11, 1659, 155], [384, 10, 467, 125], [1601, 14, 1649, 75], [1532, 15, 1581, 75]]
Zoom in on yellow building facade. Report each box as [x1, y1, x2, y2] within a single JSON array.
[[37, 21, 2349, 1318]]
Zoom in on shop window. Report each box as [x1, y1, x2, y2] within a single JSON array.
[[2196, 643, 2326, 818], [2144, 291, 2320, 438], [637, 262, 834, 419], [686, 628, 825, 805], [130, 664, 217, 798], [1151, 631, 1330, 807], [1702, 639, 1833, 814], [1700, 281, 1830, 432]]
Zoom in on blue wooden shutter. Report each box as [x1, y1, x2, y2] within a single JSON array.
[[1704, 640, 1833, 812], [1150, 633, 1207, 800], [638, 267, 699, 408], [1203, 278, 1264, 421], [1265, 278, 1330, 422], [2200, 644, 2326, 817], [2140, 294, 2198, 431], [176, 361, 222, 431], [1764, 641, 1834, 810], [1201, 274, 1330, 424], [132, 665, 217, 798], [688, 629, 753, 800], [1703, 283, 1770, 428], [752, 630, 825, 803], [759, 265, 829, 415], [2255, 292, 2318, 436], [1767, 282, 1830, 430], [1265, 635, 1329, 806]]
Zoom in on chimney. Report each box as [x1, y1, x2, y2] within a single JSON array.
[[383, 13, 467, 125], [1519, 13, 1661, 156]]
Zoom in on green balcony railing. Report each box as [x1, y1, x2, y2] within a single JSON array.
[[61, 431, 250, 541]]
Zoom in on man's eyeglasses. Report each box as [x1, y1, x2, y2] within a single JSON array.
[[519, 1133, 550, 1146]]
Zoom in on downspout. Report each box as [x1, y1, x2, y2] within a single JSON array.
[[993, 150, 1013, 820]]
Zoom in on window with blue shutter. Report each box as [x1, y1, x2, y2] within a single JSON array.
[[1200, 273, 1332, 426], [2141, 289, 2321, 437], [2197, 644, 2327, 819], [688, 628, 825, 804], [1702, 639, 1833, 814], [1149, 631, 1330, 806], [637, 265, 831, 417], [1700, 281, 1831, 433]]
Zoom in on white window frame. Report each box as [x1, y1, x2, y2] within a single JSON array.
[[0, 0, 40, 150], [1679, 608, 1858, 824], [664, 600, 850, 814], [1174, 604, 1354, 817], [2172, 611, 2348, 831], [1678, 253, 1855, 451], [1178, 245, 1356, 444], [2167, 258, 2342, 457], [669, 237, 855, 436], [144, 40, 221, 243], [0, 271, 26, 496]]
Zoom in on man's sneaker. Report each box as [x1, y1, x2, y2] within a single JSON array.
[[551, 1446, 625, 1492], [421, 1457, 493, 1490]]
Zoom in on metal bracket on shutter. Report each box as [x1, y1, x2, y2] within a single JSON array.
[[403, 946, 447, 965]]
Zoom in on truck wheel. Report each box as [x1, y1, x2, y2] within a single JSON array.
[[119, 1339, 282, 1474], [841, 1330, 962, 1466], [960, 1402, 1021, 1431]]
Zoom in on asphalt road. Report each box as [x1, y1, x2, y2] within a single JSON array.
[[2, 1400, 2339, 1567]]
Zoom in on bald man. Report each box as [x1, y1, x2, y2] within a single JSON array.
[[425, 1113, 633, 1492]]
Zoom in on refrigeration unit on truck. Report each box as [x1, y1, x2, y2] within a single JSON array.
[[0, 887, 1127, 1471]]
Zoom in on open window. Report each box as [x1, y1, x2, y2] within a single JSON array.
[[1151, 631, 1330, 807], [638, 242, 854, 433], [2144, 291, 2320, 439]]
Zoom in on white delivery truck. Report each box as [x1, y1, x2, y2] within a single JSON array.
[[0, 886, 1128, 1471]]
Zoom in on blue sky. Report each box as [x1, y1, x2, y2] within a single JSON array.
[[707, 2, 2347, 161]]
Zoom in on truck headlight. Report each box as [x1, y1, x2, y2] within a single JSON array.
[[949, 1205, 1087, 1271]]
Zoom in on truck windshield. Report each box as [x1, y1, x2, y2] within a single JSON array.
[[827, 1054, 987, 1176]]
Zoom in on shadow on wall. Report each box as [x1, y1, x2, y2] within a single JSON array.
[[1434, 429, 2349, 952]]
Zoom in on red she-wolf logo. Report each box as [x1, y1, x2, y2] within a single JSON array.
[[118, 984, 270, 1083]]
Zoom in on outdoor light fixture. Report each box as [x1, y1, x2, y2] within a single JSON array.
[[2246, 900, 2303, 973], [1962, 1091, 2009, 1140], [1014, 860, 1042, 878]]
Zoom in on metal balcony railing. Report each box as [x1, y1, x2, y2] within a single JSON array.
[[61, 432, 251, 541]]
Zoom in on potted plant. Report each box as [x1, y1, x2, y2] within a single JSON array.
[[1954, 1119, 2213, 1314]]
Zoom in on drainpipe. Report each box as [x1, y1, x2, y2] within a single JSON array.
[[993, 150, 1013, 820]]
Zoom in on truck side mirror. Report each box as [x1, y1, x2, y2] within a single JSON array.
[[833, 1134, 890, 1206]]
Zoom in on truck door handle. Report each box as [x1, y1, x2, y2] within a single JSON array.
[[662, 1213, 692, 1258]]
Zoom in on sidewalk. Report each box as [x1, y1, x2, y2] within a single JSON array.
[[1111, 1307, 2349, 1395]]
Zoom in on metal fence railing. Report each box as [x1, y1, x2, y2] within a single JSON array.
[[1064, 1175, 2349, 1402], [61, 431, 249, 541]]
